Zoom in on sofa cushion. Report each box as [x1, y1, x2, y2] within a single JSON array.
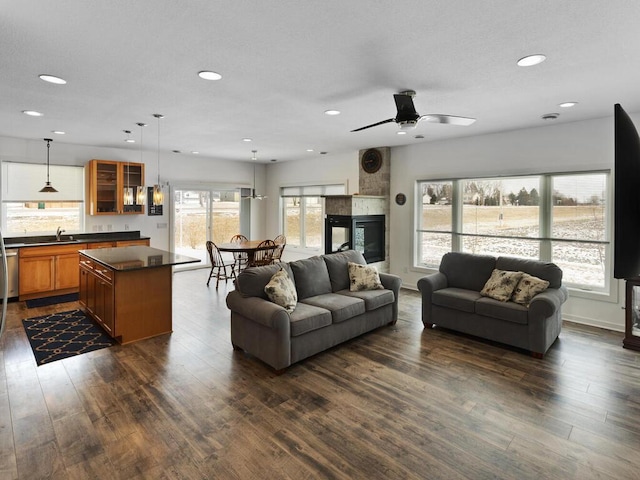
[[475, 297, 529, 325], [235, 263, 295, 299], [439, 252, 496, 291], [289, 302, 332, 337], [432, 288, 482, 313], [348, 262, 384, 291], [290, 256, 332, 299], [323, 250, 367, 292], [496, 256, 562, 289], [511, 273, 550, 306], [337, 289, 394, 311], [480, 269, 523, 302], [300, 293, 365, 323], [264, 267, 297, 313]]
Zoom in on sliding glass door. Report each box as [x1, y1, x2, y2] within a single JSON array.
[[173, 188, 241, 269]]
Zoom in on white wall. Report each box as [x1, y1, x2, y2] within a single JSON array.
[[265, 151, 359, 262], [0, 136, 262, 250], [389, 115, 628, 332]]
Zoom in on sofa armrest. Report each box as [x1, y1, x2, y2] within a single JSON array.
[[379, 272, 402, 324], [226, 291, 290, 331], [528, 286, 568, 321], [417, 272, 448, 327], [417, 272, 448, 295]]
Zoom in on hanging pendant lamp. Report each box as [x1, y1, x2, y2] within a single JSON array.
[[136, 122, 147, 205], [152, 114, 164, 206], [241, 150, 266, 200], [123, 131, 134, 205], [39, 138, 58, 193]]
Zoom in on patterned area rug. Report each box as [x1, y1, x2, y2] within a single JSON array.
[[22, 309, 115, 365]]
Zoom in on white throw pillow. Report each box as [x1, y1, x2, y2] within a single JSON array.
[[480, 269, 523, 302], [348, 261, 384, 292], [264, 268, 297, 313], [511, 273, 549, 306]]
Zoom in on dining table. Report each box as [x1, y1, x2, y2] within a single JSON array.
[[216, 240, 273, 268]]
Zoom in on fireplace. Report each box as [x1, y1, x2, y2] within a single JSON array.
[[325, 214, 385, 263]]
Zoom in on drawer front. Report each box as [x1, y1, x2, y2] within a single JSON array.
[[93, 264, 113, 282], [20, 243, 87, 257]]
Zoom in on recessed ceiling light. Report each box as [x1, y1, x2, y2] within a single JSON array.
[[198, 71, 222, 81], [396, 131, 407, 135], [324, 109, 340, 116], [125, 139, 135, 143], [39, 74, 67, 85], [51, 130, 66, 135], [559, 102, 578, 108], [172, 150, 181, 153], [22, 110, 43, 117], [270, 159, 277, 162], [517, 54, 546, 67], [414, 134, 425, 139], [242, 138, 252, 142], [306, 149, 314, 152], [191, 151, 199, 154], [541, 113, 560, 120]]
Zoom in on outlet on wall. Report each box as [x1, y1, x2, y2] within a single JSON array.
[[107, 224, 112, 231], [124, 224, 129, 231], [157, 222, 167, 229]]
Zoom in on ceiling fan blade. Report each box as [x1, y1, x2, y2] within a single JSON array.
[[351, 118, 395, 132], [421, 114, 476, 126]]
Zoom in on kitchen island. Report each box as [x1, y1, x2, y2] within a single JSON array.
[[78, 246, 199, 344]]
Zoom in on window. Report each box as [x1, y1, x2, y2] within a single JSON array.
[[417, 171, 610, 291], [1, 162, 85, 235], [281, 184, 345, 250]]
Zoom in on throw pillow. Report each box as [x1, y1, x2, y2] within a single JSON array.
[[264, 267, 297, 313], [480, 269, 523, 302], [348, 261, 384, 292], [511, 273, 550, 306]]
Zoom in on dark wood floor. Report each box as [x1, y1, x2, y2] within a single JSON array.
[[1, 270, 639, 479]]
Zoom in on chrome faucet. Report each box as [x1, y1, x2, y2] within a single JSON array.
[[56, 226, 65, 241]]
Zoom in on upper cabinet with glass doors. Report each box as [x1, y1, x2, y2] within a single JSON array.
[[86, 159, 145, 215]]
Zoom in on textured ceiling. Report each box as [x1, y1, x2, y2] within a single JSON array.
[[2, 0, 640, 162]]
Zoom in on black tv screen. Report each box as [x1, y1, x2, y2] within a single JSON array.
[[614, 103, 640, 279]]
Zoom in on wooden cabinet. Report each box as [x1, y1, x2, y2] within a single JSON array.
[[19, 243, 88, 300], [86, 159, 145, 215], [116, 239, 150, 247], [79, 252, 172, 344], [79, 258, 114, 334]]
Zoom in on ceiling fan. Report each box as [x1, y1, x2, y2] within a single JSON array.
[[242, 150, 267, 200], [351, 90, 476, 132]]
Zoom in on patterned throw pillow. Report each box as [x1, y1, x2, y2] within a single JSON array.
[[511, 273, 550, 306], [264, 267, 297, 313], [348, 261, 384, 292], [480, 269, 523, 302]]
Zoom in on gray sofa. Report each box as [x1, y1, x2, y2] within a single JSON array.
[[417, 252, 568, 357], [226, 250, 402, 371]]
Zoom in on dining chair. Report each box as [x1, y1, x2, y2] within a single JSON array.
[[206, 241, 236, 289], [272, 234, 286, 263], [252, 239, 276, 267], [230, 234, 249, 272]]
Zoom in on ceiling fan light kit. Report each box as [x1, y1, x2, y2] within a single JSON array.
[[351, 90, 475, 133]]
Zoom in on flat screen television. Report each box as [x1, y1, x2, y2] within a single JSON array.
[[614, 103, 640, 279]]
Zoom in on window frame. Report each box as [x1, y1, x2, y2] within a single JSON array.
[[414, 170, 614, 300], [280, 183, 345, 254]]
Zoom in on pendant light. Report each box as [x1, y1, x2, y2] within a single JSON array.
[[136, 122, 147, 205], [123, 130, 134, 205], [152, 114, 164, 206], [39, 138, 58, 193], [241, 150, 266, 200]]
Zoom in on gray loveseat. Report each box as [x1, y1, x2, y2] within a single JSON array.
[[417, 252, 568, 357], [226, 250, 402, 371]]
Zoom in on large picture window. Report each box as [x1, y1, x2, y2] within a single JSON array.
[[417, 171, 610, 291], [1, 161, 85, 235]]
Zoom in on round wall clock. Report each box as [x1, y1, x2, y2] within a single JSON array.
[[361, 148, 383, 174], [395, 193, 407, 206]]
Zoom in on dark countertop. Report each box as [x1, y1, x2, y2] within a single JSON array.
[[79, 246, 200, 271], [4, 231, 150, 248]]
